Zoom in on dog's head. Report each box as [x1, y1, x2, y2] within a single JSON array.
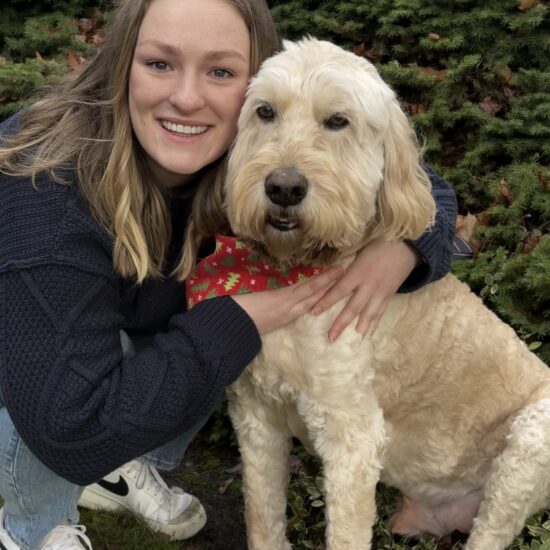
[[225, 38, 436, 267]]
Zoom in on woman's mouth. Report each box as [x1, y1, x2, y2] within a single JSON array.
[[161, 120, 208, 136]]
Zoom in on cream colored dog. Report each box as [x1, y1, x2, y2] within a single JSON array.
[[217, 38, 550, 549]]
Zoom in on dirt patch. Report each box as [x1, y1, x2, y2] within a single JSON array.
[[165, 437, 247, 550]]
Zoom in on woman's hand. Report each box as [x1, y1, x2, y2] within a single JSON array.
[[312, 239, 420, 341], [231, 264, 344, 335]]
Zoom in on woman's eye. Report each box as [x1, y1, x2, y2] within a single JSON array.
[[256, 104, 276, 122], [148, 61, 169, 72], [211, 68, 233, 79], [324, 113, 350, 130]]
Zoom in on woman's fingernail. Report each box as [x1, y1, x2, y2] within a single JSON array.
[[313, 306, 323, 315]]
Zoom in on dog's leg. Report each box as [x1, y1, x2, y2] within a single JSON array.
[[228, 391, 293, 550], [301, 392, 385, 549], [465, 397, 550, 550]]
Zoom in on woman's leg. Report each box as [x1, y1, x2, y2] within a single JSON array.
[[0, 402, 83, 549]]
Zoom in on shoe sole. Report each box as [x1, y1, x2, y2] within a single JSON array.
[[78, 489, 207, 540]]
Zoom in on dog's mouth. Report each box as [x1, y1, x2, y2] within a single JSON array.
[[268, 216, 300, 232]]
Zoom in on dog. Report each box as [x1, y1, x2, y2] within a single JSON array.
[[189, 38, 550, 549]]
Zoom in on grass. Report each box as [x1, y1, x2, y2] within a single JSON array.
[[1, 437, 550, 549]]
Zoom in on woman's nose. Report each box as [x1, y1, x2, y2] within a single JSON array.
[[168, 74, 207, 112]]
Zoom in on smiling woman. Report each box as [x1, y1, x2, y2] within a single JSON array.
[[128, 0, 252, 188]]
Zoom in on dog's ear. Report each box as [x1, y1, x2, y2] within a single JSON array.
[[374, 102, 436, 241]]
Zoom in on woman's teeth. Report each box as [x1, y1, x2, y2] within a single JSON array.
[[161, 121, 208, 135]]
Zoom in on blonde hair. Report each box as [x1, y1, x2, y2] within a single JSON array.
[[0, 0, 279, 283]]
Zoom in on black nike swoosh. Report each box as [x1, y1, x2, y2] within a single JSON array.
[[97, 475, 129, 497]]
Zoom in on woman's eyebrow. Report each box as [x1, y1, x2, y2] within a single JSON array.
[[136, 39, 247, 62]]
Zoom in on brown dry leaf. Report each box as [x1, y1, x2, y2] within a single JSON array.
[[501, 65, 513, 84], [67, 52, 87, 71], [409, 103, 428, 115], [218, 477, 234, 495], [419, 67, 447, 80], [428, 32, 441, 41], [479, 96, 502, 116], [0, 56, 5, 66], [519, 0, 540, 10], [35, 51, 44, 61], [498, 178, 513, 205], [78, 18, 94, 34], [537, 171, 550, 190], [456, 213, 478, 242], [523, 233, 541, 254], [353, 43, 379, 63], [476, 211, 491, 226], [92, 30, 106, 46]]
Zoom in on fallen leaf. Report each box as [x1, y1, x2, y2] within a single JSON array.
[[456, 213, 478, 242], [476, 212, 491, 226], [501, 65, 513, 84], [523, 233, 541, 254], [78, 18, 94, 34], [498, 178, 513, 205], [537, 171, 550, 190], [419, 67, 447, 80], [519, 0, 540, 10], [218, 477, 234, 495], [428, 32, 441, 41], [35, 51, 44, 61], [92, 30, 106, 46], [408, 102, 428, 115], [353, 43, 379, 63], [67, 51, 81, 71], [479, 96, 502, 116], [0, 56, 6, 66]]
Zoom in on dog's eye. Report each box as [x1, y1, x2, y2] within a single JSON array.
[[256, 104, 276, 122], [324, 113, 349, 130]]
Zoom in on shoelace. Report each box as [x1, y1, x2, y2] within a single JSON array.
[[120, 460, 193, 521], [42, 525, 92, 550]]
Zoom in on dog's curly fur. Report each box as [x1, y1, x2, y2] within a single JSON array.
[[218, 38, 550, 549]]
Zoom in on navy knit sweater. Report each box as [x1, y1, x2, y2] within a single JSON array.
[[0, 113, 456, 485]]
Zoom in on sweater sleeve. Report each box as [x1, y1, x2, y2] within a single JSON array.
[[398, 164, 458, 293]]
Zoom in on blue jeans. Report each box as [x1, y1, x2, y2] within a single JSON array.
[[0, 332, 206, 549]]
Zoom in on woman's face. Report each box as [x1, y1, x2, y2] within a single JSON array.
[[129, 0, 251, 188]]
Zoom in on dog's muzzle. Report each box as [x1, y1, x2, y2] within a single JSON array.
[[264, 167, 308, 208], [264, 167, 308, 232]]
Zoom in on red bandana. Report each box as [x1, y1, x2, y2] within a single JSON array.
[[186, 235, 322, 309]]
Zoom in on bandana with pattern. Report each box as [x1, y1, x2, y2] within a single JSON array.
[[186, 235, 322, 309]]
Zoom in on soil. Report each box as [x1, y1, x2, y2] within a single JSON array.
[[164, 437, 248, 550]]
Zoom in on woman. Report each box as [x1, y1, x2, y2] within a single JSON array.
[[0, 0, 457, 548]]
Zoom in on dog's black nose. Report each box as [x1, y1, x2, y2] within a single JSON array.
[[264, 168, 308, 207]]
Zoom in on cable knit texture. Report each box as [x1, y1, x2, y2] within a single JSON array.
[[0, 112, 456, 485]]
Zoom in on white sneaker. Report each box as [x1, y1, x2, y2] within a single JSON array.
[[78, 460, 206, 540], [40, 525, 92, 550], [0, 508, 91, 550]]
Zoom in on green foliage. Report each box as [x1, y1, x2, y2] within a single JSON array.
[[271, 0, 550, 361], [0, 0, 101, 118]]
